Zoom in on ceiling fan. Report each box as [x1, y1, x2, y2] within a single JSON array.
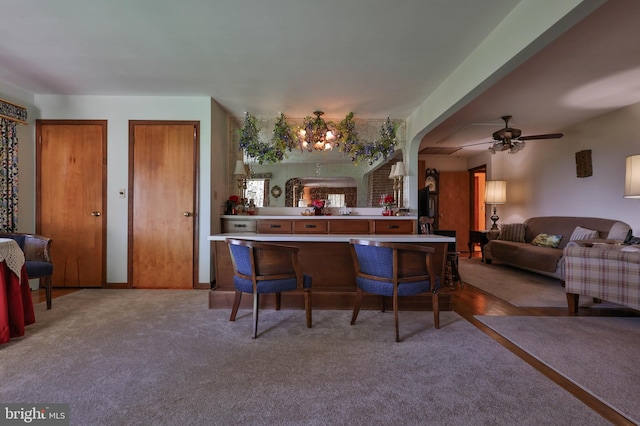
[[486, 115, 563, 154]]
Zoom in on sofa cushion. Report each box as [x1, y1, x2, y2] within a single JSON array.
[[531, 233, 563, 248], [497, 223, 526, 242], [490, 240, 562, 273], [570, 226, 599, 241]]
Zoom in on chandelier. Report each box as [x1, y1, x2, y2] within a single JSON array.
[[297, 111, 341, 151]]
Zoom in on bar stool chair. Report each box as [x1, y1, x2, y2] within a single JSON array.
[[226, 238, 312, 338], [432, 230, 462, 289], [349, 239, 441, 342]]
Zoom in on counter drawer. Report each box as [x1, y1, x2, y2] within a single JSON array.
[[372, 219, 415, 234], [293, 220, 328, 234], [222, 219, 257, 233], [257, 220, 293, 234], [328, 219, 370, 234]]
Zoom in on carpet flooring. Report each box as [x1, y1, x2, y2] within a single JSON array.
[[458, 257, 624, 309], [0, 290, 606, 425], [476, 315, 640, 424]]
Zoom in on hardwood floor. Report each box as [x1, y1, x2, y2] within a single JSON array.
[[31, 259, 638, 425]]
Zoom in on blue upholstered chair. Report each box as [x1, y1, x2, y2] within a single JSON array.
[[1, 233, 54, 309], [226, 238, 312, 338], [349, 239, 440, 342]]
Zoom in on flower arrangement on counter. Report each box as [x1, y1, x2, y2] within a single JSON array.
[[379, 194, 395, 216], [312, 199, 325, 215], [379, 194, 395, 208]]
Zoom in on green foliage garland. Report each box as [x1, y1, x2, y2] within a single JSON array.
[[237, 113, 286, 164], [238, 112, 399, 166]]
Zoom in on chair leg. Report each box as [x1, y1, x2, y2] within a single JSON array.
[[252, 292, 260, 339], [230, 290, 242, 321], [275, 292, 281, 311], [393, 293, 400, 342], [305, 289, 312, 328], [432, 292, 440, 330], [351, 288, 363, 325], [379, 295, 385, 312], [44, 276, 52, 310]]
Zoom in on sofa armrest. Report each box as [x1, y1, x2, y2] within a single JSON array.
[[486, 230, 500, 241]]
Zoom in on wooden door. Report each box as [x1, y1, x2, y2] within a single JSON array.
[[36, 120, 107, 287], [438, 171, 470, 254], [129, 121, 198, 289]]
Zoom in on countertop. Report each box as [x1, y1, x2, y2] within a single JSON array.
[[220, 215, 418, 220], [208, 233, 454, 243]]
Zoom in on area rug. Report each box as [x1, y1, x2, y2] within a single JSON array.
[[0, 290, 605, 425], [476, 315, 640, 424], [458, 257, 624, 308]]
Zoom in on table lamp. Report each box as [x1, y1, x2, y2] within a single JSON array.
[[485, 180, 507, 230]]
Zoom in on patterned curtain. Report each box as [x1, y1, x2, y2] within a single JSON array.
[[0, 118, 19, 231]]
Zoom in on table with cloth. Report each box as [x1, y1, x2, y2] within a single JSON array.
[[0, 237, 35, 344]]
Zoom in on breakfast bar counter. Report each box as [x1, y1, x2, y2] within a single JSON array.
[[208, 233, 454, 311]]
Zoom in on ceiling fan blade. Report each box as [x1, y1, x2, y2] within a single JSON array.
[[517, 133, 564, 141]]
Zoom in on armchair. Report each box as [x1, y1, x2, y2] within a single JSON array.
[[226, 238, 312, 338], [0, 233, 53, 309], [349, 239, 441, 342]]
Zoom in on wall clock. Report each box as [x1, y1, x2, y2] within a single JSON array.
[[425, 168, 439, 193], [270, 185, 282, 198]]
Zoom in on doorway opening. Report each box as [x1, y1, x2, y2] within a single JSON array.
[[469, 165, 487, 256]]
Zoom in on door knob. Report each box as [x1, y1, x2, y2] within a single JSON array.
[[91, 211, 101, 217], [184, 212, 192, 217]]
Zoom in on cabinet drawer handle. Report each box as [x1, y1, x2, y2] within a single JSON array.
[[233, 224, 247, 228], [305, 224, 316, 228], [387, 225, 399, 229], [269, 224, 281, 228]]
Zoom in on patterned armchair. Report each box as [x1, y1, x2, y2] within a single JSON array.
[[564, 244, 640, 314], [0, 233, 53, 309], [226, 238, 312, 338], [349, 239, 441, 342]]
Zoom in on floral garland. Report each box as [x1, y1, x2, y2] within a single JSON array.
[[237, 113, 286, 164], [238, 112, 399, 166], [343, 117, 398, 165], [272, 112, 297, 152]]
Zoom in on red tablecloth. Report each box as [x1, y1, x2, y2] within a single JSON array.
[[0, 263, 35, 344]]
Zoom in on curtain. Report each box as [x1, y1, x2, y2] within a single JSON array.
[[0, 118, 19, 231]]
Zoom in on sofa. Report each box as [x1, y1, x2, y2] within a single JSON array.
[[484, 216, 631, 280], [564, 244, 640, 313]]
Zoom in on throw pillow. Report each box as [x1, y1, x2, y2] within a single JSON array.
[[569, 226, 599, 241], [531, 233, 563, 248], [497, 223, 526, 242]]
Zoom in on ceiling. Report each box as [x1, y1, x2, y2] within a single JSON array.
[[1, 1, 638, 157], [419, 0, 640, 156]]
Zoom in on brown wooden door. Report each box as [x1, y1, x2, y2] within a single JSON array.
[[438, 171, 470, 254], [36, 120, 107, 287], [129, 121, 198, 289]]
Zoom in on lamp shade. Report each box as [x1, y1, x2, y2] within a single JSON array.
[[234, 160, 247, 176], [485, 180, 507, 204], [394, 161, 406, 177], [624, 155, 640, 198], [388, 164, 397, 179]]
